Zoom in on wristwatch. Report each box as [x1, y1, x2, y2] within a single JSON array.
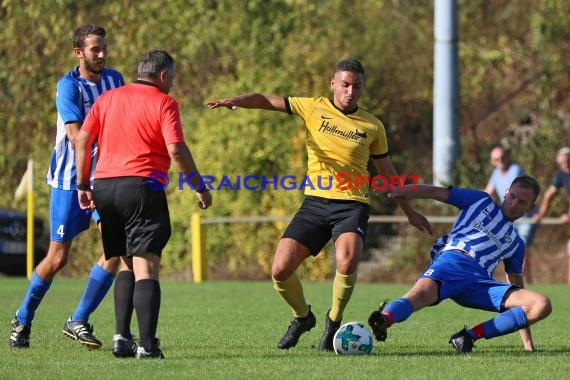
[[77, 184, 90, 191]]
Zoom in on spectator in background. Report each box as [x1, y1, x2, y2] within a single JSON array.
[[485, 145, 538, 283], [534, 147, 570, 224], [533, 147, 570, 282]]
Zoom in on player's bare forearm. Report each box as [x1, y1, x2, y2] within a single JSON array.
[[393, 196, 414, 216], [65, 122, 82, 150], [167, 142, 212, 209], [75, 130, 95, 185], [505, 273, 535, 351], [391, 196, 432, 235], [372, 157, 411, 213], [372, 156, 432, 234], [535, 186, 557, 222], [388, 184, 450, 203], [519, 327, 535, 352], [206, 93, 286, 112], [168, 142, 202, 188]]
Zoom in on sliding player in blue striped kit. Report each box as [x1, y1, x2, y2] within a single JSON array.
[[368, 175, 551, 353]]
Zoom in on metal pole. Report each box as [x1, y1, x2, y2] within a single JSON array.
[[433, 0, 459, 186]]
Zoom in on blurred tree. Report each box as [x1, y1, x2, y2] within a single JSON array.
[[1, 0, 567, 279]]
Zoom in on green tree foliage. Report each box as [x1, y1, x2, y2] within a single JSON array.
[[1, 0, 568, 278]]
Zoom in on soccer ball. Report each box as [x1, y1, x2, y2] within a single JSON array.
[[333, 322, 373, 355]]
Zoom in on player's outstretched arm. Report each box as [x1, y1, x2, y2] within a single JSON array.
[[373, 156, 433, 234], [506, 273, 535, 352], [388, 184, 450, 203], [533, 185, 557, 223], [206, 93, 286, 112]]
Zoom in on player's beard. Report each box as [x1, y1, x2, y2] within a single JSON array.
[[84, 58, 105, 75]]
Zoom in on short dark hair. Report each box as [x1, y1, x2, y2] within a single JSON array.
[[137, 50, 175, 79], [511, 175, 541, 202], [335, 58, 365, 77], [73, 25, 106, 49]]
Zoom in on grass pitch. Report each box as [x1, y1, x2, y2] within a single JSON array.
[[1, 278, 569, 379]]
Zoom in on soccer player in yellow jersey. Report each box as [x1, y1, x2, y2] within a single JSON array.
[[207, 58, 432, 351]]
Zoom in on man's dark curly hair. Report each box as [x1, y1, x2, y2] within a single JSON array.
[[335, 58, 365, 77], [73, 25, 106, 49]]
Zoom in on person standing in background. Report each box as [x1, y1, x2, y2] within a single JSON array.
[[533, 147, 570, 282], [533, 147, 570, 223]]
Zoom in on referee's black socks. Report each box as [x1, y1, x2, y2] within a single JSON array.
[[114, 271, 135, 339], [134, 279, 161, 351]]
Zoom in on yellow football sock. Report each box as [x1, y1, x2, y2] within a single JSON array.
[[329, 270, 357, 322], [273, 273, 309, 318]]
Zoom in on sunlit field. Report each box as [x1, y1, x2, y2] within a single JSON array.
[[1, 279, 569, 379]]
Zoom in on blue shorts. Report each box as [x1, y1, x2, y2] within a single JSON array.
[[50, 187, 96, 242], [514, 223, 537, 246], [92, 209, 101, 224], [419, 251, 519, 312]]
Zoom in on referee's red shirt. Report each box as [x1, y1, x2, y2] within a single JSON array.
[[82, 81, 185, 181]]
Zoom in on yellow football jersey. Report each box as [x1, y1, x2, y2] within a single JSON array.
[[286, 96, 388, 203]]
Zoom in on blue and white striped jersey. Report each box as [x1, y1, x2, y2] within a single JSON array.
[[429, 187, 525, 277], [46, 67, 124, 190]]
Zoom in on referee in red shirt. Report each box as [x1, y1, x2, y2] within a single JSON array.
[[75, 50, 212, 359]]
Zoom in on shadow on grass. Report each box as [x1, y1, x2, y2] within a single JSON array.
[[369, 344, 570, 357]]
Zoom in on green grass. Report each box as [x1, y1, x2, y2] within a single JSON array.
[[1, 278, 569, 379]]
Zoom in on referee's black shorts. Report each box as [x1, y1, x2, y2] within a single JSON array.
[[93, 177, 171, 259], [282, 195, 370, 256]]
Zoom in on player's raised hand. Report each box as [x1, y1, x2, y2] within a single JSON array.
[[206, 98, 238, 110]]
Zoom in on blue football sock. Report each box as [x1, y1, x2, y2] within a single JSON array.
[[384, 298, 414, 324], [472, 306, 528, 340], [16, 271, 52, 326], [71, 264, 114, 323]]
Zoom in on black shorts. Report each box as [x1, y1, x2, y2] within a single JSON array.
[[93, 177, 171, 259], [282, 195, 370, 256]]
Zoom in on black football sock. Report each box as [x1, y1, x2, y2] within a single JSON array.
[[133, 279, 161, 351], [114, 271, 135, 339]]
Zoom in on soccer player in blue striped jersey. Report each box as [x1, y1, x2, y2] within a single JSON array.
[[10, 25, 131, 351], [368, 175, 552, 352]]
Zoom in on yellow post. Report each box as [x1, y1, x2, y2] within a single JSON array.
[[26, 160, 34, 279], [191, 212, 207, 283], [567, 239, 570, 285]]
